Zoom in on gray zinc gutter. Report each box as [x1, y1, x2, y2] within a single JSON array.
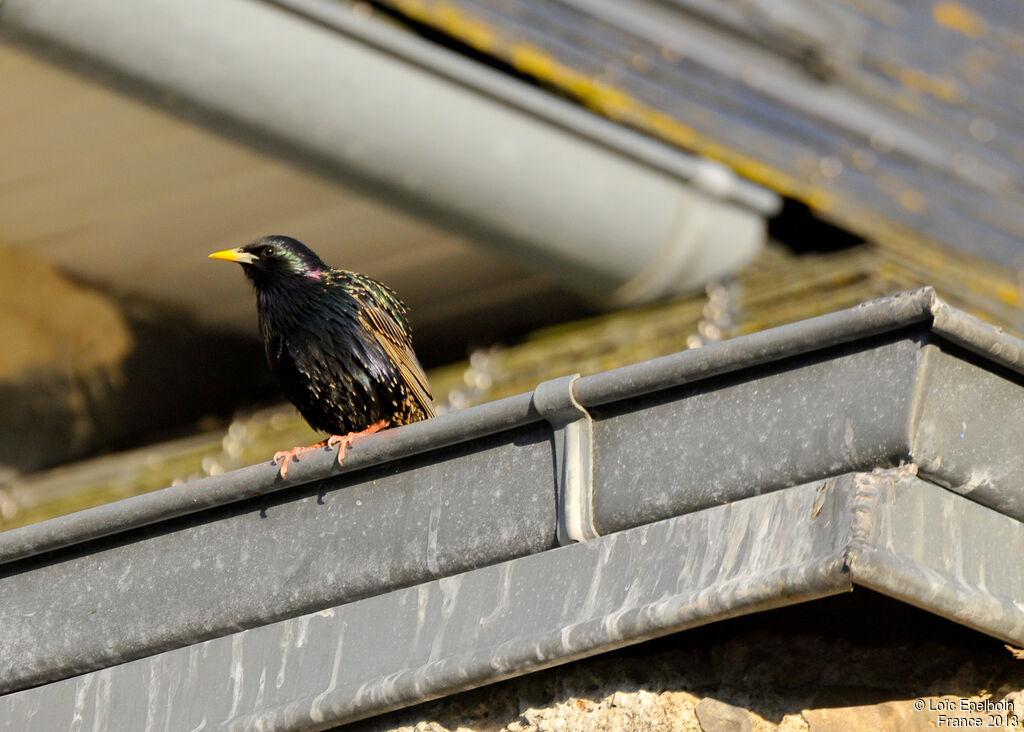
[[6, 285, 1017, 565], [2, 288, 1024, 726], [2, 470, 1022, 731], [0, 287, 943, 567]]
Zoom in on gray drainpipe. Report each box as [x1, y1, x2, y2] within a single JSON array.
[[0, 0, 779, 303]]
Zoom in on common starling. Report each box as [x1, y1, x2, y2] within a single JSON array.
[[209, 235, 434, 478]]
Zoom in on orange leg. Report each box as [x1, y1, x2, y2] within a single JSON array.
[[273, 420, 389, 479]]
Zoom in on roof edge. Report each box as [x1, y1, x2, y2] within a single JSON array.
[[4, 287, 1024, 567]]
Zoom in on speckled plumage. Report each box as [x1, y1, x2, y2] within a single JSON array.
[[218, 235, 434, 439]]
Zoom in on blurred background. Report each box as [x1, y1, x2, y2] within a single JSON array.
[[1, 0, 1022, 528]]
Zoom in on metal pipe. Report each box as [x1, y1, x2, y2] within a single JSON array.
[[0, 0, 774, 303]]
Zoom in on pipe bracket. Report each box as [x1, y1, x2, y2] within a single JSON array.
[[533, 374, 598, 545]]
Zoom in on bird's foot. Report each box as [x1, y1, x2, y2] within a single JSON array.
[[272, 421, 389, 479], [273, 438, 330, 479], [329, 420, 390, 467]]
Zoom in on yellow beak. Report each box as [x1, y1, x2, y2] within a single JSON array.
[[209, 248, 241, 262], [208, 248, 257, 264]]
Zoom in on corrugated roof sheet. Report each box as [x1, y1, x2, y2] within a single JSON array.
[[372, 0, 1024, 267]]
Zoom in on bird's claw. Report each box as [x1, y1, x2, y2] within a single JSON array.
[[333, 420, 390, 467], [273, 452, 292, 479], [272, 421, 389, 479], [273, 439, 330, 479]]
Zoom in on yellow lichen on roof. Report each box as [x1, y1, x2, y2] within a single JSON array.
[[875, 60, 966, 104], [932, 2, 988, 39], [381, 0, 838, 211]]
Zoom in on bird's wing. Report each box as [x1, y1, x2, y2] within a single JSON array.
[[361, 304, 436, 418]]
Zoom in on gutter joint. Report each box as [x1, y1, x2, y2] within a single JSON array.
[[533, 374, 598, 545]]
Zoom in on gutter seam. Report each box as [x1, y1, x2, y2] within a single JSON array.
[[842, 472, 873, 574], [842, 465, 919, 573], [533, 374, 598, 544]]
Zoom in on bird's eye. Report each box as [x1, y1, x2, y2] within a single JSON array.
[[262, 246, 275, 257]]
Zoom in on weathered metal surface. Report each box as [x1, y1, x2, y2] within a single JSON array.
[[3, 471, 1022, 731], [589, 330, 925, 534], [845, 469, 1024, 645], [0, 424, 558, 695], [0, 479, 857, 731], [2, 290, 1024, 714], [913, 342, 1024, 519], [0, 391, 542, 566]]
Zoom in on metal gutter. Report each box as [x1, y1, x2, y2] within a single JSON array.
[[2, 470, 1021, 730], [1, 289, 1023, 724], [0, 0, 776, 303], [0, 288, 943, 567]]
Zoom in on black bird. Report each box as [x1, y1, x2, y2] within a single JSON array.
[[209, 235, 434, 478]]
